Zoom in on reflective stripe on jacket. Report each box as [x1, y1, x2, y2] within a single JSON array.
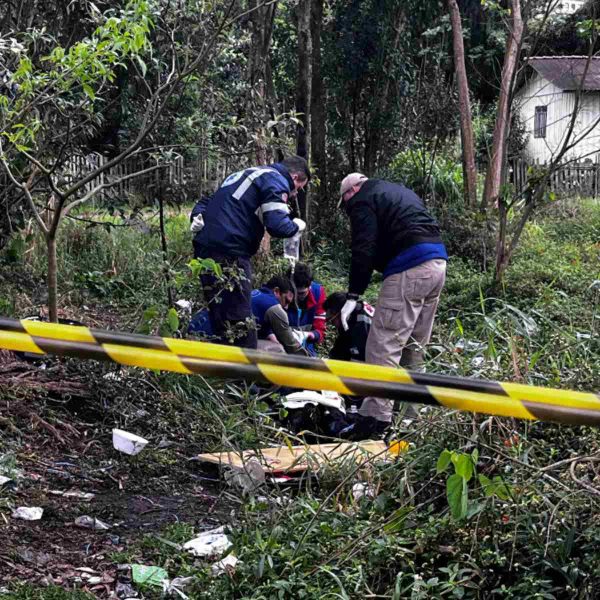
[[193, 163, 299, 259]]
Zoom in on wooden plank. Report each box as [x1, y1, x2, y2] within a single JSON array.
[[196, 440, 392, 474]]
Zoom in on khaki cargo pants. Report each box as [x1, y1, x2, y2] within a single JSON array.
[[359, 259, 447, 423]]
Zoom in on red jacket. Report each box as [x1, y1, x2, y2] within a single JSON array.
[[287, 282, 327, 343]]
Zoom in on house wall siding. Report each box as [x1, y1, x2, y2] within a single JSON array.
[[515, 73, 600, 163]]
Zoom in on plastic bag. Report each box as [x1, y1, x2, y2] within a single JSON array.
[[283, 232, 301, 262]]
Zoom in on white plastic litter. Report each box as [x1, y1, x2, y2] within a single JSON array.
[[50, 490, 95, 501], [471, 356, 485, 368], [283, 390, 345, 412], [163, 576, 195, 599], [0, 475, 12, 486], [211, 554, 239, 576], [75, 515, 111, 530], [454, 339, 487, 352], [352, 483, 376, 502], [112, 429, 149, 455], [12, 506, 43, 520], [175, 299, 192, 312], [183, 526, 232, 559]]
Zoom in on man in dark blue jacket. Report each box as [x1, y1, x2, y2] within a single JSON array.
[[190, 156, 309, 348]]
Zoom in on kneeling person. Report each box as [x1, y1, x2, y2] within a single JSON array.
[[251, 276, 309, 356], [323, 292, 373, 363]]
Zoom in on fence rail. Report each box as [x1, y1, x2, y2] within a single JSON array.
[[66, 151, 187, 200], [510, 159, 600, 198]]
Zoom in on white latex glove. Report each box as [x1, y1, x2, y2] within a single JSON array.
[[190, 213, 205, 233], [293, 218, 306, 233], [340, 299, 357, 331]]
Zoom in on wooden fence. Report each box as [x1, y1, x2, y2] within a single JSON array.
[[1, 146, 261, 204], [66, 151, 186, 200], [68, 146, 256, 200], [510, 159, 600, 198]]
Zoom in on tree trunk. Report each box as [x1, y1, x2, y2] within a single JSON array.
[[46, 234, 58, 323], [363, 9, 405, 176], [158, 185, 174, 307], [447, 0, 478, 207], [249, 1, 278, 254], [310, 0, 327, 206], [296, 0, 312, 225], [248, 0, 278, 166], [494, 198, 508, 283], [482, 0, 523, 210]]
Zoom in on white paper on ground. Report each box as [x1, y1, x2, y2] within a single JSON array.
[[183, 526, 232, 559], [12, 507, 43, 520]]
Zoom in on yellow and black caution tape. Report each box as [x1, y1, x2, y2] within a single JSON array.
[[0, 316, 599, 426]]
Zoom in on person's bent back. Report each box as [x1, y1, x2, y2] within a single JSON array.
[[190, 156, 309, 349], [252, 275, 309, 356]]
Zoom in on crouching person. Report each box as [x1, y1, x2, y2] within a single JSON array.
[[323, 291, 373, 363], [323, 291, 374, 419], [286, 263, 327, 356], [251, 276, 309, 356]]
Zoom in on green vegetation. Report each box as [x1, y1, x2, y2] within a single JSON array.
[[0, 199, 598, 599]]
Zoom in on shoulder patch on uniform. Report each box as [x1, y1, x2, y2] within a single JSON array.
[[222, 169, 247, 187]]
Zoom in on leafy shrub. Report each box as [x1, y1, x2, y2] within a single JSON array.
[[383, 144, 464, 207]]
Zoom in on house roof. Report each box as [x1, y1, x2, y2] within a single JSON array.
[[529, 56, 600, 91]]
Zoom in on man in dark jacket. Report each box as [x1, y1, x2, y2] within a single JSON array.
[[338, 173, 447, 438], [251, 276, 309, 356], [190, 156, 310, 348]]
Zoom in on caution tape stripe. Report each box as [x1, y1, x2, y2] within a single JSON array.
[[411, 371, 509, 397], [1, 318, 599, 427]]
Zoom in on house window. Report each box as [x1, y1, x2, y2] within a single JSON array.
[[534, 106, 547, 138]]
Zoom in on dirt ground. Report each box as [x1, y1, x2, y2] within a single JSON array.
[[0, 351, 231, 597]]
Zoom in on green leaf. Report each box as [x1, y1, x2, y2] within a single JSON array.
[[82, 83, 95, 100], [136, 55, 147, 77], [383, 506, 412, 533], [436, 449, 452, 474], [455, 317, 464, 335], [466, 501, 485, 519], [130, 564, 167, 587], [447, 473, 468, 520], [491, 476, 511, 501], [166, 308, 179, 333], [478, 474, 495, 497], [453, 453, 473, 482]]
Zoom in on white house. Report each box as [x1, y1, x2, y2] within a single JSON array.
[[554, 0, 585, 15], [515, 56, 600, 164]]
